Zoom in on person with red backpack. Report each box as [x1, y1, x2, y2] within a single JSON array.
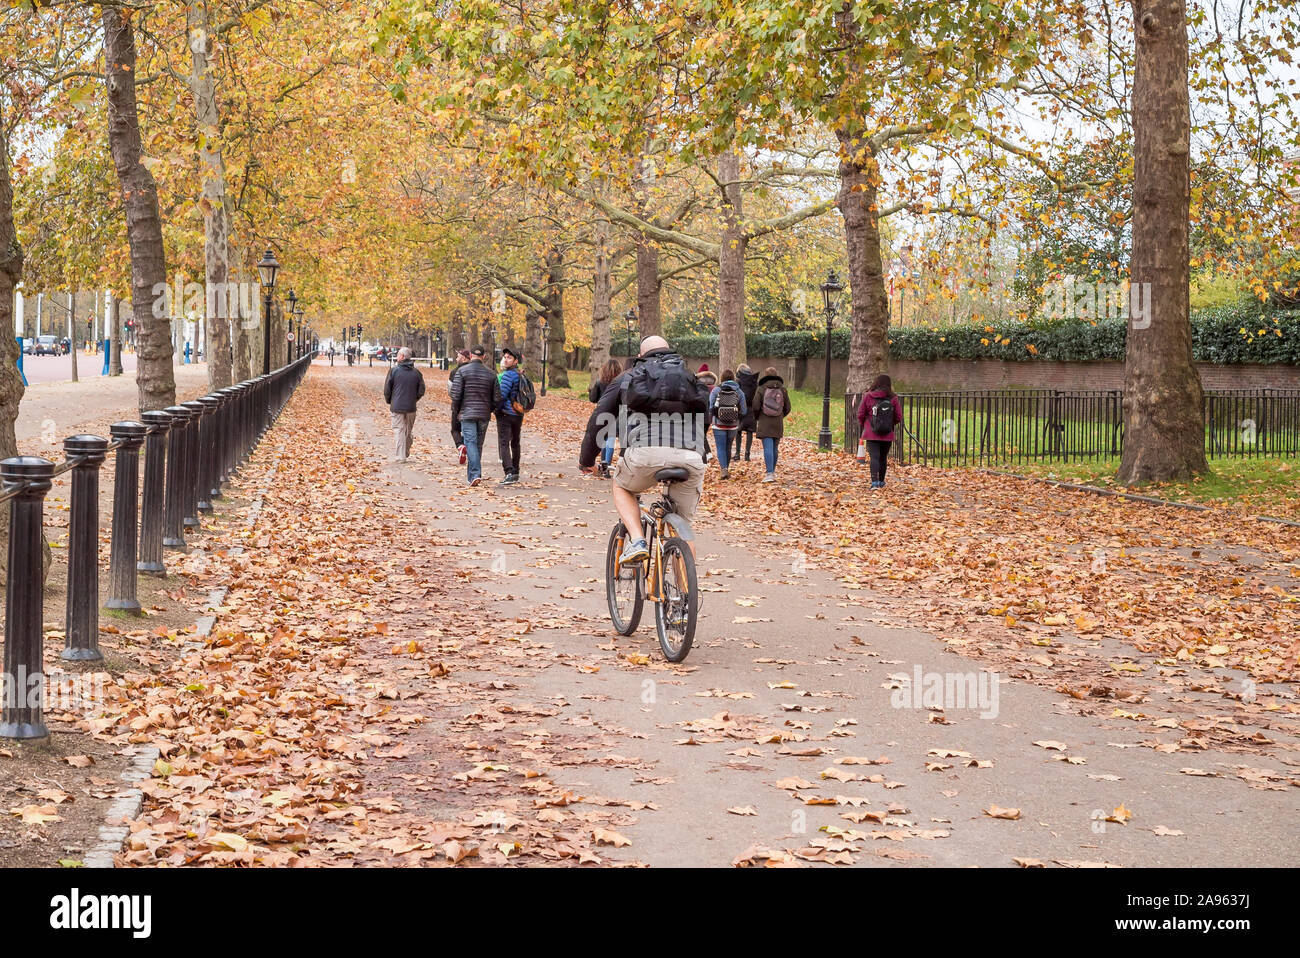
[[856, 374, 904, 488]]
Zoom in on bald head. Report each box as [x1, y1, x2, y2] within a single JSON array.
[[639, 335, 669, 356]]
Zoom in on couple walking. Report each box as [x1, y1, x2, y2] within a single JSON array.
[[449, 346, 527, 486]]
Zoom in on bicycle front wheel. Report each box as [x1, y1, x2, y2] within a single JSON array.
[[655, 537, 698, 662], [606, 522, 644, 636]]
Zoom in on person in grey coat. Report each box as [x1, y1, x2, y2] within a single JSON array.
[[448, 346, 501, 485], [383, 346, 426, 462]]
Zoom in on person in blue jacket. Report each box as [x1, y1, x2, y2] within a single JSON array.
[[495, 347, 525, 485]]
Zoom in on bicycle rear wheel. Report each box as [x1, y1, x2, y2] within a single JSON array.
[[655, 537, 698, 662], [605, 522, 644, 635]]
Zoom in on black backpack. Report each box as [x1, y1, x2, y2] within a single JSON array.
[[512, 371, 536, 413], [621, 352, 701, 412], [869, 395, 897, 435], [713, 385, 741, 427]]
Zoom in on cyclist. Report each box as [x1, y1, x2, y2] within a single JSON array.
[[579, 335, 710, 564]]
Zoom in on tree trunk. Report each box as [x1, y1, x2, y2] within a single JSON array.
[[109, 294, 124, 375], [836, 127, 890, 394], [544, 246, 569, 388], [104, 8, 176, 412], [717, 150, 748, 373], [524, 309, 542, 376], [450, 308, 465, 352], [1117, 0, 1205, 483], [0, 113, 26, 583], [633, 155, 662, 336], [590, 216, 612, 374], [187, 0, 233, 390]]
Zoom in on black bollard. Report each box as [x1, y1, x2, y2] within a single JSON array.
[[205, 393, 227, 500], [162, 405, 191, 549], [1, 456, 55, 741], [195, 398, 217, 513], [103, 422, 148, 619], [138, 410, 171, 573], [63, 435, 110, 661], [180, 400, 206, 529]]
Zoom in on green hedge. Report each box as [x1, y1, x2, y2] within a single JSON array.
[[670, 304, 1300, 365]]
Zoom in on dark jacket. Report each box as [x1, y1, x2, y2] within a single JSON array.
[[857, 388, 904, 442], [589, 378, 609, 403], [384, 359, 426, 414], [578, 349, 710, 468], [449, 358, 501, 424], [737, 368, 759, 431], [753, 374, 791, 439]]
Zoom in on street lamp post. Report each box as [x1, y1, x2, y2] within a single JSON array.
[[257, 248, 279, 375], [624, 308, 636, 358], [293, 301, 304, 360], [818, 270, 844, 451], [285, 289, 297, 368], [540, 317, 549, 397]]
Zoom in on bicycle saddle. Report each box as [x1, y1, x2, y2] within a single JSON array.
[[654, 467, 691, 483]]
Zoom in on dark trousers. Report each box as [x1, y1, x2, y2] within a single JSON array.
[[732, 428, 754, 461], [867, 440, 892, 483], [497, 413, 522, 475]]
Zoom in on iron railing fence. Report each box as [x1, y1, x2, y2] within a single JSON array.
[[843, 387, 1300, 466], [0, 352, 316, 742]]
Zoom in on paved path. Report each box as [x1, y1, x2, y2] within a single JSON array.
[[312, 364, 1298, 867], [14, 364, 212, 455]]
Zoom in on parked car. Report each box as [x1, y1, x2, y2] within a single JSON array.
[[29, 335, 62, 356]]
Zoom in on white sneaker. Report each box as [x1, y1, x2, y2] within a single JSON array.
[[762, 474, 775, 483]]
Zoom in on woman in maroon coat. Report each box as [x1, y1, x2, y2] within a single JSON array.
[[855, 374, 904, 488]]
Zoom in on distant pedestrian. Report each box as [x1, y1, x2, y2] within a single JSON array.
[[383, 346, 426, 463], [449, 345, 501, 486], [752, 366, 791, 483], [734, 363, 759, 463], [495, 347, 525, 485], [589, 358, 623, 476], [856, 374, 904, 489], [708, 368, 747, 480], [696, 363, 717, 390]]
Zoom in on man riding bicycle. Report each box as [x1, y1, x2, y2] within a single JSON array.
[[579, 336, 710, 565]]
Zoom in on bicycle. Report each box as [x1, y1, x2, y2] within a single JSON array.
[[604, 467, 699, 662]]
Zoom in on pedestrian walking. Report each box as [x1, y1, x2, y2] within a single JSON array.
[[734, 363, 759, 463], [448, 345, 501, 486], [448, 348, 472, 463], [696, 363, 717, 390], [495, 347, 526, 484], [856, 373, 904, 488], [589, 358, 623, 476], [708, 368, 747, 480], [752, 366, 792, 483], [383, 346, 426, 463]]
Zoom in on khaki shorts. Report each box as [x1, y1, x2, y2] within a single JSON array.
[[614, 446, 706, 520]]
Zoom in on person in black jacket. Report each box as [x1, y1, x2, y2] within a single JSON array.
[[579, 336, 710, 563], [449, 346, 501, 485], [734, 364, 759, 463], [383, 347, 426, 463]]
